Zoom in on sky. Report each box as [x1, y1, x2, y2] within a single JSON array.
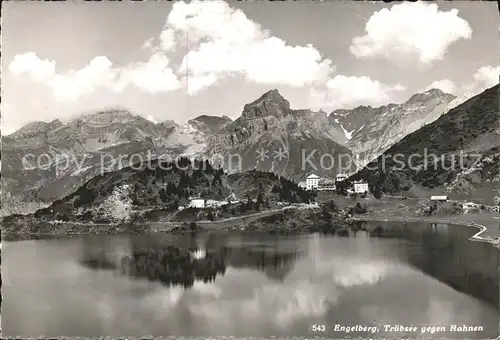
[[2, 0, 499, 135]]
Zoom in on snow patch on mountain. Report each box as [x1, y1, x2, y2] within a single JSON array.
[[340, 125, 355, 140], [164, 122, 208, 157]]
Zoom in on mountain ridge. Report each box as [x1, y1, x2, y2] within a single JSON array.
[[2, 87, 471, 212], [328, 88, 456, 169], [350, 84, 500, 203]]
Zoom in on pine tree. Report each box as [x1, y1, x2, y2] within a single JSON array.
[[257, 191, 264, 208], [159, 188, 168, 202], [246, 194, 253, 210], [207, 211, 215, 221], [205, 159, 214, 175]]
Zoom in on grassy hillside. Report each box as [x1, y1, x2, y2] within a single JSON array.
[[228, 170, 314, 203], [25, 158, 313, 223]]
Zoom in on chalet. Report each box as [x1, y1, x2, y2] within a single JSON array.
[[189, 198, 205, 208], [306, 174, 320, 190], [353, 180, 368, 194], [335, 174, 348, 183], [317, 178, 336, 191], [206, 199, 229, 208], [430, 196, 448, 201]]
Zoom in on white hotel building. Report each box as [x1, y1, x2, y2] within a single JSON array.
[[305, 174, 320, 190], [301, 173, 368, 194]]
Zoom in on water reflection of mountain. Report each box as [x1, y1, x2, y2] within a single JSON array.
[[357, 221, 499, 309], [225, 247, 300, 281], [79, 233, 303, 287], [80, 244, 228, 287]]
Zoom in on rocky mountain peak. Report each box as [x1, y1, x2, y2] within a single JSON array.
[[241, 89, 291, 119], [7, 119, 64, 139], [407, 88, 455, 104], [68, 109, 138, 130], [90, 109, 135, 120], [158, 120, 176, 129], [190, 114, 232, 124], [188, 115, 233, 134]]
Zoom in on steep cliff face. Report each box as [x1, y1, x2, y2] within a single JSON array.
[[329, 105, 395, 139], [3, 86, 484, 210], [2, 110, 169, 206], [241, 89, 292, 119], [188, 115, 232, 135], [330, 89, 456, 170], [2, 109, 233, 209], [206, 90, 352, 181]]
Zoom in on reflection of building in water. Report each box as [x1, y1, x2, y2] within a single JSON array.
[[79, 234, 304, 286], [431, 223, 450, 234], [225, 247, 302, 282], [80, 245, 227, 288], [191, 248, 207, 260]]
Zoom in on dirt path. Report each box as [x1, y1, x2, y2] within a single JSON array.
[[150, 205, 306, 232]]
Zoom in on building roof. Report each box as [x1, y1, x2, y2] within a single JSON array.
[[307, 174, 320, 179], [336, 173, 348, 178], [430, 196, 448, 200]]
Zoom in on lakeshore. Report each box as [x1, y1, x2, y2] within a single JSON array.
[[351, 214, 500, 245], [3, 222, 498, 337], [2, 201, 499, 248]]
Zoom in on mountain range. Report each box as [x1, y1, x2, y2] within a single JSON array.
[[330, 88, 456, 169], [351, 84, 500, 204], [2, 85, 486, 212]]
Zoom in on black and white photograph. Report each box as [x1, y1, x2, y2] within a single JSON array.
[[1, 0, 499, 338]]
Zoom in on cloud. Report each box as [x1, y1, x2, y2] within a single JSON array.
[[311, 75, 406, 109], [350, 2, 472, 64], [141, 37, 155, 50], [159, 29, 176, 51], [472, 65, 499, 88], [422, 65, 499, 98], [422, 79, 457, 94], [421, 65, 499, 111], [456, 65, 499, 102], [8, 52, 56, 81], [117, 53, 181, 94], [146, 115, 158, 124], [48, 56, 120, 101], [186, 73, 218, 95], [161, 0, 334, 95], [8, 52, 180, 101]]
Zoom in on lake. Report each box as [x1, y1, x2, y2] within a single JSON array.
[[2, 222, 499, 338]]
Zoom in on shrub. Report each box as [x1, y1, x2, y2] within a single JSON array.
[[189, 222, 198, 231], [353, 202, 367, 214]]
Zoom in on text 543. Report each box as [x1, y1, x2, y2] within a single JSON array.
[[311, 325, 327, 332]]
